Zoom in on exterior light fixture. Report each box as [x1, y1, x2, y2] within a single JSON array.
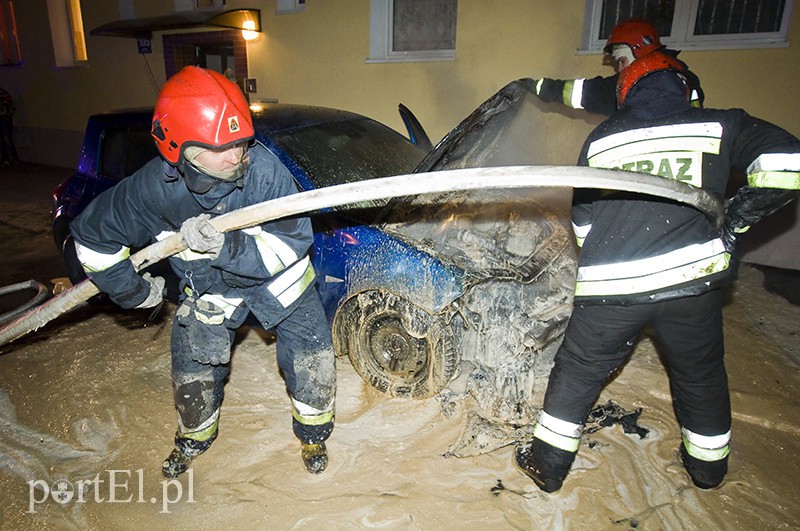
[[91, 9, 263, 40], [242, 19, 259, 41]]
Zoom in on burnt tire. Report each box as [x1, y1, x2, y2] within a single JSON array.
[[333, 290, 459, 399]]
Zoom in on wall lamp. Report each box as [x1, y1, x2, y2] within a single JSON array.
[[91, 8, 263, 40], [241, 19, 259, 41], [206, 9, 262, 41]]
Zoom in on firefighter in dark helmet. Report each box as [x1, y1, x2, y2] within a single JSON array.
[[515, 51, 800, 493], [71, 66, 336, 477]]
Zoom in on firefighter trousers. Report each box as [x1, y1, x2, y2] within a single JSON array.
[[170, 287, 336, 446], [543, 288, 731, 441]]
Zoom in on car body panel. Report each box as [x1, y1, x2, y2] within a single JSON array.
[[314, 223, 465, 317], [52, 109, 159, 244]]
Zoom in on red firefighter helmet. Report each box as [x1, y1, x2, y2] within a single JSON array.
[[151, 66, 254, 165], [616, 50, 687, 107], [604, 19, 663, 59]]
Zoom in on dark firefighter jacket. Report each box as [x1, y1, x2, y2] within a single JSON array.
[[536, 49, 704, 115], [572, 72, 800, 305], [70, 142, 316, 326]]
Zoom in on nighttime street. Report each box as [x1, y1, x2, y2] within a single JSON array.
[[0, 163, 798, 528]]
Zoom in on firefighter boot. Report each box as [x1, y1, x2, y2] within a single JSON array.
[[301, 442, 328, 474], [680, 442, 728, 489], [162, 429, 218, 478], [514, 437, 576, 493]]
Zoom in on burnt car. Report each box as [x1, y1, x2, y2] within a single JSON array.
[[51, 80, 576, 424]]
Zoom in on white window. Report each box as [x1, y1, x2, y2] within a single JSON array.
[[368, 0, 457, 63], [174, 0, 225, 11], [46, 0, 87, 67], [276, 0, 306, 14], [582, 0, 794, 52]]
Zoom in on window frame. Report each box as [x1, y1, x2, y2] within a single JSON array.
[[174, 0, 226, 11], [580, 0, 795, 53], [368, 0, 457, 64], [0, 0, 22, 66], [276, 0, 306, 15], [46, 0, 88, 67]]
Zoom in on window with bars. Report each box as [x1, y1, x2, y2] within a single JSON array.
[[368, 0, 457, 63], [174, 0, 226, 10], [583, 0, 793, 51], [0, 0, 21, 66]]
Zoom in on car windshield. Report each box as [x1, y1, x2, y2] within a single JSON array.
[[272, 118, 426, 189]]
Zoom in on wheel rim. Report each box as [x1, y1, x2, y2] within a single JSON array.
[[363, 312, 429, 381], [335, 290, 459, 398]]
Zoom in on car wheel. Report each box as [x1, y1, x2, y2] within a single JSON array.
[[334, 290, 460, 399]]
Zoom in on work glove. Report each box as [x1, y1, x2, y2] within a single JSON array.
[[533, 78, 564, 103], [135, 272, 166, 309], [720, 226, 736, 254], [180, 214, 224, 259], [721, 187, 799, 255], [720, 207, 756, 255], [720, 220, 742, 254], [519, 77, 537, 93], [175, 296, 231, 365]]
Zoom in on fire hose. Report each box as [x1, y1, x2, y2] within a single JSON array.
[[0, 165, 723, 348]]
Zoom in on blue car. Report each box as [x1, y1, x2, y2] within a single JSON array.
[[51, 81, 576, 419]]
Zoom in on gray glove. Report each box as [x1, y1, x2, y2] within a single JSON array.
[[135, 272, 165, 309], [180, 214, 224, 259], [175, 296, 231, 365]]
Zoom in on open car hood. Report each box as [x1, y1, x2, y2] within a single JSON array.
[[381, 79, 575, 279], [414, 78, 538, 174]]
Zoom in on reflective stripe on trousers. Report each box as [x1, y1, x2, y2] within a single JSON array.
[[533, 411, 582, 453], [541, 289, 730, 446], [682, 427, 731, 462]]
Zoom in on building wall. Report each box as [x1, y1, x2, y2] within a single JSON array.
[[5, 0, 800, 167], [3, 0, 799, 266]]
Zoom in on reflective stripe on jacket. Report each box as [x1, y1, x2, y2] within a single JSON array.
[[574, 106, 800, 305], [70, 142, 316, 314]]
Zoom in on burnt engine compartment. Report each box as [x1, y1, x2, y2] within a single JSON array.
[[383, 187, 577, 425]]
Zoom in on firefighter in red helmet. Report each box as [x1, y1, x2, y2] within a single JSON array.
[[605, 19, 664, 69], [533, 19, 704, 115], [515, 50, 800, 493], [71, 66, 336, 478]]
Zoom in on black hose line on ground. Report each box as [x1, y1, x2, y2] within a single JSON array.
[[0, 280, 51, 325]]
